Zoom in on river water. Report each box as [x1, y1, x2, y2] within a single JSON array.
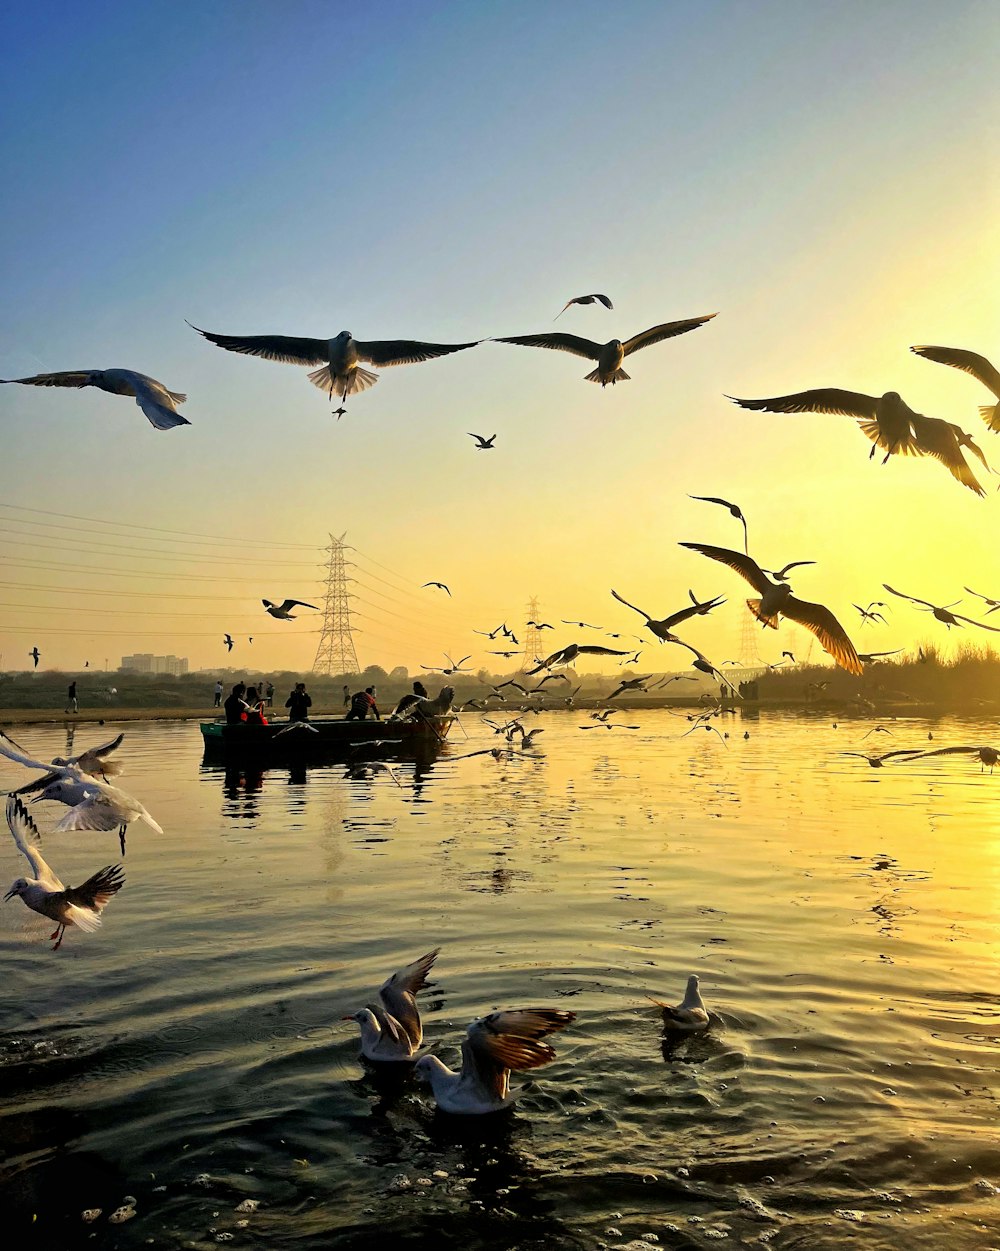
[[1, 710, 998, 1249]]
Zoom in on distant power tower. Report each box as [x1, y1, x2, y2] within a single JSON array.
[[312, 533, 361, 676], [519, 597, 545, 672]]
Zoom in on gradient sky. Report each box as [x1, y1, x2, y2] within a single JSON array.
[[1, 0, 997, 677]]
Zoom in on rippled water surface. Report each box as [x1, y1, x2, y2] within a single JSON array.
[[1, 710, 998, 1249]]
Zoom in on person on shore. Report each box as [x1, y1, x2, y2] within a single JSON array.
[[224, 682, 247, 724], [65, 680, 78, 714], [347, 686, 380, 721], [265, 681, 275, 707], [343, 684, 351, 708], [213, 679, 223, 708], [286, 682, 312, 722]]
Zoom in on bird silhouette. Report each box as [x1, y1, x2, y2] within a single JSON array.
[[610, 588, 726, 641], [882, 585, 1000, 632], [689, 495, 749, 554], [554, 292, 613, 319], [467, 432, 497, 448], [911, 345, 1000, 432], [262, 598, 318, 620], [422, 581, 451, 595]]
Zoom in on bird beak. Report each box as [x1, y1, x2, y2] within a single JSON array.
[[3, 887, 15, 901], [28, 794, 44, 804]]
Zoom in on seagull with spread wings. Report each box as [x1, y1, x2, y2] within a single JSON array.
[[1, 368, 190, 430], [414, 1007, 575, 1114], [964, 587, 1000, 614], [843, 749, 925, 769], [882, 585, 1000, 632], [908, 744, 1000, 773], [262, 598, 318, 620], [680, 542, 863, 675], [526, 643, 629, 674], [422, 581, 451, 595], [467, 432, 497, 449], [610, 588, 725, 642], [911, 345, 1000, 432], [3, 796, 125, 951], [343, 949, 439, 1061], [554, 292, 613, 319], [689, 495, 748, 554], [496, 314, 715, 386], [190, 324, 480, 403]]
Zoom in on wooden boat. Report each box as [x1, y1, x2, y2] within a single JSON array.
[[200, 714, 455, 761]]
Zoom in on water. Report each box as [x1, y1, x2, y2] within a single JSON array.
[[1, 710, 998, 1249]]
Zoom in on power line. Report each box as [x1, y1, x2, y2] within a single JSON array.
[[0, 529, 322, 565], [0, 555, 324, 584], [0, 581, 268, 602]]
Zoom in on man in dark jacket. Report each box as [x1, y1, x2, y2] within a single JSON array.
[[224, 682, 247, 724], [285, 682, 312, 722]]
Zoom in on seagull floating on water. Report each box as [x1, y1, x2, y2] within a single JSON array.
[[1, 368, 190, 430], [344, 949, 440, 1061], [649, 974, 710, 1033]]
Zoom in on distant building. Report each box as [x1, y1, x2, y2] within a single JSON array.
[[119, 653, 189, 675]]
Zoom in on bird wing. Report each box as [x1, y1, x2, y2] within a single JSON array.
[[689, 494, 736, 509], [1, 371, 94, 388], [729, 388, 879, 418], [663, 596, 726, 630], [189, 325, 329, 365], [279, 599, 318, 612], [576, 645, 630, 657], [78, 732, 126, 762], [782, 596, 863, 676], [882, 584, 937, 610], [378, 947, 439, 1047], [593, 294, 614, 309], [910, 745, 981, 759], [122, 372, 190, 431], [494, 333, 602, 361], [952, 612, 1000, 633], [53, 798, 121, 834], [5, 795, 61, 888], [908, 415, 985, 495], [622, 314, 716, 356], [64, 863, 125, 913], [0, 729, 68, 774], [353, 338, 480, 367], [911, 346, 1000, 399], [678, 542, 771, 594], [462, 1008, 574, 1098], [610, 588, 652, 621]]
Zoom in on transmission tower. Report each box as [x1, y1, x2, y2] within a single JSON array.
[[519, 597, 545, 672], [312, 533, 360, 676]]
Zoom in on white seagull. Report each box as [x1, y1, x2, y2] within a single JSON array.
[[3, 795, 125, 951], [262, 598, 318, 620], [496, 314, 716, 386], [650, 974, 710, 1033], [414, 1007, 575, 1114], [344, 948, 440, 1061], [1, 369, 190, 430]]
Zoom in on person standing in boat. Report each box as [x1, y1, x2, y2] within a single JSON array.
[[224, 682, 247, 724], [285, 682, 312, 722], [346, 686, 380, 721]]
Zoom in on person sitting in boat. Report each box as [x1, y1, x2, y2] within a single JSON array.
[[224, 682, 247, 724], [346, 686, 380, 721], [390, 680, 429, 719], [285, 682, 312, 722], [244, 686, 268, 725]]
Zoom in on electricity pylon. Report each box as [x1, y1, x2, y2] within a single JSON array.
[[519, 596, 545, 672], [312, 533, 360, 675]]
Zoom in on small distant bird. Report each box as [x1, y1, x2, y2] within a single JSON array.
[[3, 796, 124, 951], [843, 749, 923, 769], [854, 603, 888, 626], [332, 406, 347, 419], [1, 368, 190, 430], [189, 324, 480, 402], [606, 674, 653, 700], [554, 292, 614, 319], [527, 643, 628, 674], [414, 1007, 575, 1115], [649, 975, 710, 1033], [29, 647, 40, 668], [262, 598, 318, 620], [624, 651, 642, 665], [421, 653, 472, 675], [467, 432, 497, 449], [84, 661, 90, 668], [496, 314, 716, 386], [224, 634, 234, 652], [422, 581, 451, 595], [689, 495, 749, 554], [781, 650, 795, 662], [882, 585, 1000, 632], [861, 725, 893, 741], [527, 620, 555, 629], [680, 542, 863, 675], [561, 619, 602, 630], [766, 560, 815, 582], [610, 588, 726, 642], [964, 587, 1000, 614], [911, 345, 1000, 432], [248, 637, 253, 644], [343, 949, 439, 1061]]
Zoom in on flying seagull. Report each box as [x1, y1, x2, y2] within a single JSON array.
[[189, 324, 480, 402], [857, 649, 903, 663], [496, 314, 715, 386], [422, 581, 451, 595], [1, 368, 190, 431], [680, 542, 863, 675], [964, 587, 1000, 614], [689, 495, 748, 554], [3, 796, 125, 951], [610, 588, 725, 642], [467, 432, 497, 449], [262, 598, 318, 620], [908, 744, 1000, 773], [882, 585, 1000, 632], [911, 345, 1000, 432], [29, 647, 40, 669], [767, 560, 815, 582], [414, 1007, 575, 1115], [554, 292, 614, 319], [223, 633, 234, 652], [843, 749, 924, 769], [343, 948, 440, 1061], [526, 643, 629, 674]]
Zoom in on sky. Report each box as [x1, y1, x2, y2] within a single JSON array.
[[0, 0, 997, 678]]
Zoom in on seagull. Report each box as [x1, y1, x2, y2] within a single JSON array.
[[843, 749, 924, 769], [882, 585, 1000, 632], [729, 389, 985, 494], [526, 643, 629, 674], [861, 725, 894, 741], [422, 581, 451, 596], [223, 633, 234, 652], [422, 654, 472, 675], [680, 723, 728, 746], [50, 732, 125, 781], [3, 796, 124, 951], [1, 368, 190, 430], [560, 619, 602, 630], [518, 727, 545, 748], [274, 720, 319, 738], [527, 620, 555, 630], [580, 721, 640, 731], [189, 325, 480, 402], [911, 345, 1000, 432], [781, 650, 795, 662], [680, 542, 863, 675], [606, 674, 653, 699], [554, 292, 613, 319], [414, 1007, 575, 1115], [766, 560, 815, 582], [345, 760, 403, 786], [29, 647, 40, 669], [649, 975, 710, 1033], [689, 495, 749, 554], [964, 587, 1000, 614], [857, 650, 902, 663], [854, 603, 888, 626], [343, 949, 440, 1061], [467, 432, 497, 449], [909, 744, 1000, 773], [610, 588, 726, 642], [262, 598, 318, 620], [496, 314, 715, 386]]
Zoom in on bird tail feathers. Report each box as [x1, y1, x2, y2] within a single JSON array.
[[980, 404, 1000, 432], [585, 366, 630, 385], [746, 598, 779, 629], [307, 364, 380, 398], [141, 402, 191, 431]]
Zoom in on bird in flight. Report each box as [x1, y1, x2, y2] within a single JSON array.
[[964, 587, 1000, 614], [843, 749, 924, 769], [561, 619, 602, 630], [343, 948, 439, 1062], [854, 603, 888, 626], [189, 324, 480, 403], [729, 388, 986, 494], [422, 581, 451, 595], [422, 654, 472, 675], [262, 598, 318, 620], [527, 620, 555, 630], [610, 588, 726, 642], [527, 643, 629, 674], [882, 585, 1000, 632], [680, 542, 863, 675], [1, 368, 190, 431], [29, 647, 40, 669], [911, 345, 1000, 433], [909, 744, 1000, 773], [689, 495, 748, 554], [857, 649, 902, 663], [766, 560, 815, 582], [496, 314, 715, 387], [223, 634, 234, 652], [467, 432, 497, 449], [554, 292, 614, 319]]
